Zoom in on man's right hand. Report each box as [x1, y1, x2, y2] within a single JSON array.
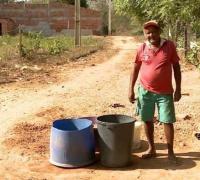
[[129, 92, 136, 103]]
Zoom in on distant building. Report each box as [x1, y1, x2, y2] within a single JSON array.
[[0, 18, 16, 35], [0, 2, 102, 36]]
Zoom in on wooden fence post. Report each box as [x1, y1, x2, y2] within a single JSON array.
[[19, 25, 22, 58]]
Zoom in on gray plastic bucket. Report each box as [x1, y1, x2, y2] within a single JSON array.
[[97, 114, 135, 167], [49, 118, 95, 168]]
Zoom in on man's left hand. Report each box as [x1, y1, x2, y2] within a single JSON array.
[[174, 90, 181, 102]]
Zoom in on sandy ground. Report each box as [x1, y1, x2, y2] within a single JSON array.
[[0, 36, 200, 180]]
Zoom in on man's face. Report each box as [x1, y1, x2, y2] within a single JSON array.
[[143, 26, 161, 45]]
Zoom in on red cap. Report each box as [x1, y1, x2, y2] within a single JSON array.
[[143, 20, 160, 29]]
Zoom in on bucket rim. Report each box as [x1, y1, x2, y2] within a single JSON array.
[[96, 114, 136, 125], [78, 116, 97, 124], [49, 158, 96, 168], [52, 118, 93, 132]]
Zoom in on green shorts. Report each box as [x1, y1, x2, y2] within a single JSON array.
[[135, 85, 176, 124]]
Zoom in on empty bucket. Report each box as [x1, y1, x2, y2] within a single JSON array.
[[50, 119, 95, 168], [79, 116, 99, 152], [97, 114, 135, 167]]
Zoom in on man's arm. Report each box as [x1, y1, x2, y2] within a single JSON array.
[[173, 62, 182, 101], [128, 62, 141, 103]]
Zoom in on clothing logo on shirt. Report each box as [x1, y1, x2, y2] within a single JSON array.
[[142, 54, 151, 64]]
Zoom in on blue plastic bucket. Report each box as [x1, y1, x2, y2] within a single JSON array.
[[49, 119, 95, 168], [79, 116, 99, 152]]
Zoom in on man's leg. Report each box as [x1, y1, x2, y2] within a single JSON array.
[[164, 123, 177, 162], [142, 121, 156, 158], [137, 86, 156, 158], [156, 93, 176, 162]]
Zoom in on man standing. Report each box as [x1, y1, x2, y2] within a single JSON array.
[[128, 20, 181, 162]]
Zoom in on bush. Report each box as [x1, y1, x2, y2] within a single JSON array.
[[0, 33, 103, 61], [186, 41, 200, 69], [46, 39, 65, 55], [21, 32, 43, 59]]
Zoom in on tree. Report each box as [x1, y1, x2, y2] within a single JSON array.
[[114, 0, 200, 56]]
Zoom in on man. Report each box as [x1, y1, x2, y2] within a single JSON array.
[[128, 20, 181, 162]]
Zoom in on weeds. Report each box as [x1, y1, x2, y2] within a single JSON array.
[[45, 39, 66, 55], [0, 35, 19, 61], [0, 33, 102, 61]]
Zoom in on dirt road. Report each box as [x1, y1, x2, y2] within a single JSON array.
[[0, 36, 200, 179]]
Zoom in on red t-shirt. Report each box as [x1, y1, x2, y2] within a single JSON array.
[[135, 39, 180, 94]]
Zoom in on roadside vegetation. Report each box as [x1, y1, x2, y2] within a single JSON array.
[[0, 33, 103, 61], [0, 33, 104, 83], [114, 0, 200, 69]]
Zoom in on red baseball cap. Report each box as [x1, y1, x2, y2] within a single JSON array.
[[143, 20, 160, 29]]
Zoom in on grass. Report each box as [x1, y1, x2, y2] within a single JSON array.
[[0, 33, 103, 61], [0, 33, 105, 83], [0, 35, 19, 61]]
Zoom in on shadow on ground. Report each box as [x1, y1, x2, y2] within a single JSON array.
[[28, 141, 200, 174], [87, 141, 200, 171]]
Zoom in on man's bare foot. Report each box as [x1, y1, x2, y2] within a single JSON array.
[[141, 150, 156, 159], [168, 153, 178, 164]]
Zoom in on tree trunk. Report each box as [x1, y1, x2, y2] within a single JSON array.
[[184, 23, 188, 57], [187, 24, 191, 50], [175, 20, 179, 44]]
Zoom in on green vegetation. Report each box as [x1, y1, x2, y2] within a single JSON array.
[[0, 35, 19, 61], [0, 33, 103, 61], [187, 42, 200, 69], [113, 0, 200, 30], [113, 0, 200, 69]]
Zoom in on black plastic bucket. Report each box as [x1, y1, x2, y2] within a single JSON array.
[[96, 114, 135, 167]]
